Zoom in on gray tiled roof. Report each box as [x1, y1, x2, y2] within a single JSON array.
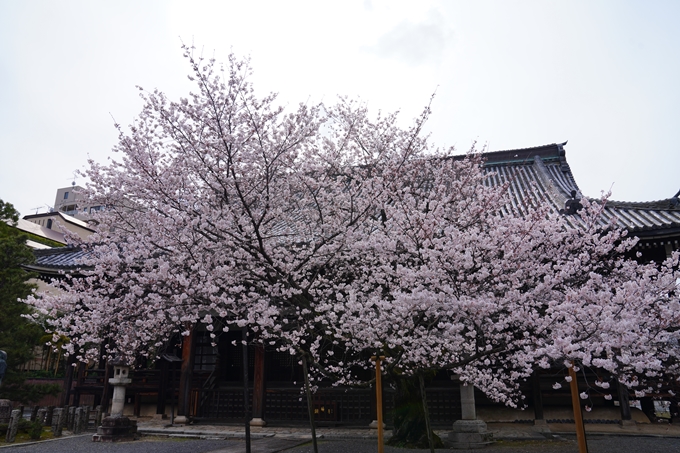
[[31, 247, 89, 269], [480, 143, 680, 235], [27, 143, 680, 275]]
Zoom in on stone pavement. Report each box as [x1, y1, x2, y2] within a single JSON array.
[[4, 418, 680, 452], [133, 420, 680, 453], [135, 417, 680, 441], [4, 434, 680, 453]]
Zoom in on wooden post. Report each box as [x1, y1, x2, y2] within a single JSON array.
[[156, 359, 168, 416], [568, 364, 588, 453], [242, 328, 251, 453], [372, 356, 385, 453], [60, 355, 76, 407], [532, 371, 544, 421], [251, 345, 266, 426], [94, 343, 107, 408], [170, 360, 177, 424], [369, 373, 378, 425], [617, 380, 632, 423], [73, 362, 85, 406], [177, 328, 195, 421], [100, 362, 112, 415]]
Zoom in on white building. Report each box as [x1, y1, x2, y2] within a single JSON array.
[[53, 184, 104, 219]]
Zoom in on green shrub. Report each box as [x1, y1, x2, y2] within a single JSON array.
[[28, 421, 42, 440], [17, 418, 32, 432], [0, 423, 8, 437]]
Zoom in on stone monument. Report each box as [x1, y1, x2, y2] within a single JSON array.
[[0, 399, 11, 424], [0, 350, 7, 387], [5, 409, 20, 443]]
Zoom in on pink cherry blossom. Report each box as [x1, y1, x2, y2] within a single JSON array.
[[24, 48, 680, 407]]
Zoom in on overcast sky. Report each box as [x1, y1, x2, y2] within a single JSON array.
[[1, 0, 678, 216]]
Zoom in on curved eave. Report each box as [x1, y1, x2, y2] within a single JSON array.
[[624, 225, 680, 240], [22, 263, 89, 279], [603, 205, 680, 236]]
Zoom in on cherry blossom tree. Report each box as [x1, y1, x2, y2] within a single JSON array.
[[26, 46, 436, 450], [321, 161, 680, 446], [25, 47, 680, 451]]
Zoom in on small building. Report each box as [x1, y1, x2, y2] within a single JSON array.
[[23, 211, 95, 241], [53, 184, 105, 220]]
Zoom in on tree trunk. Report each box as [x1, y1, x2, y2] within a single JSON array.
[[301, 356, 318, 453], [387, 375, 443, 449], [418, 374, 435, 453], [242, 328, 251, 453]]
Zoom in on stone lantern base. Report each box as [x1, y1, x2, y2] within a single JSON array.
[[92, 416, 139, 442], [447, 420, 493, 449]]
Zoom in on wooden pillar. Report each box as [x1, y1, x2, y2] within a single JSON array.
[[156, 359, 169, 417], [60, 355, 77, 407], [532, 371, 544, 420], [665, 242, 674, 259], [532, 370, 549, 431], [373, 356, 385, 453], [250, 345, 266, 426], [100, 362, 112, 415], [617, 381, 633, 424], [176, 329, 195, 423], [72, 363, 86, 406], [94, 344, 107, 407]]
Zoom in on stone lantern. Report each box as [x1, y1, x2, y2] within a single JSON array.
[[92, 357, 139, 442], [448, 377, 493, 449], [109, 362, 132, 417]]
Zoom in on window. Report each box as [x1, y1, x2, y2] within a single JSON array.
[[46, 219, 53, 229], [63, 191, 69, 200]]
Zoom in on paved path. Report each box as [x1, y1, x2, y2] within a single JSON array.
[[3, 434, 680, 453], [4, 419, 680, 452], [284, 437, 680, 453], [0, 435, 304, 453]]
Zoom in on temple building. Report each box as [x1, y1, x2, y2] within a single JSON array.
[[24, 143, 680, 426]]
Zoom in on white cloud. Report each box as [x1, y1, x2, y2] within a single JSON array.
[[366, 9, 453, 66]]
